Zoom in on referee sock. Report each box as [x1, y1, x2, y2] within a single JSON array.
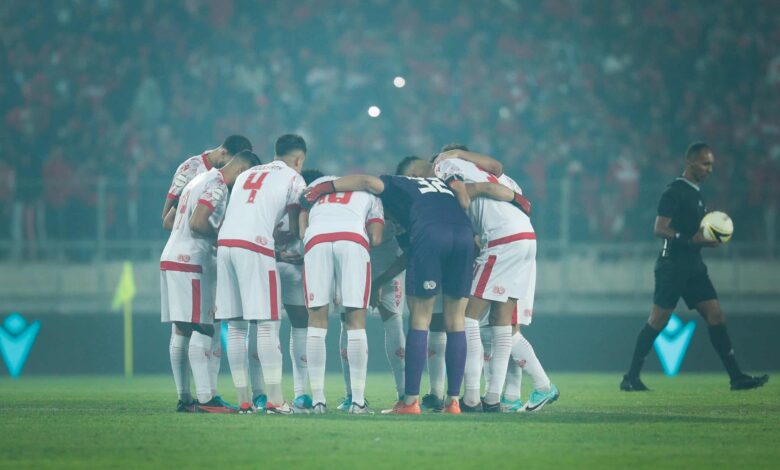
[[256, 321, 284, 405], [708, 324, 743, 381], [247, 322, 266, 399], [445, 331, 467, 399], [289, 327, 308, 398], [383, 313, 406, 398], [189, 330, 213, 404], [347, 329, 368, 406], [463, 318, 483, 406], [209, 322, 222, 397], [227, 320, 251, 405], [307, 327, 328, 405], [427, 331, 447, 398], [627, 323, 661, 379], [404, 329, 428, 400], [169, 329, 192, 403]]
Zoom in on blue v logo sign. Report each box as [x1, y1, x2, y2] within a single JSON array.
[[653, 314, 696, 377], [0, 313, 41, 378]]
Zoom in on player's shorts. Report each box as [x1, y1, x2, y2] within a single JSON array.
[[304, 240, 371, 309], [406, 223, 475, 298], [278, 261, 305, 306], [653, 256, 717, 310], [215, 246, 281, 321], [373, 272, 405, 316], [471, 237, 536, 326], [160, 261, 216, 325]]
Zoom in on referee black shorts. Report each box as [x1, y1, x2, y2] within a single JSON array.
[[653, 257, 718, 310]]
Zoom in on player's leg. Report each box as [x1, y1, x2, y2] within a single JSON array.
[[286, 304, 311, 410], [502, 327, 524, 411], [462, 297, 489, 409], [303, 242, 334, 411], [511, 324, 558, 411], [442, 295, 468, 413], [694, 295, 768, 390], [483, 299, 515, 410], [209, 321, 223, 399], [162, 270, 193, 410], [247, 321, 266, 409], [344, 307, 369, 412], [402, 295, 435, 408], [622, 257, 679, 391], [337, 313, 352, 410], [226, 320, 252, 407], [423, 307, 446, 411], [377, 275, 405, 401], [188, 323, 216, 406]]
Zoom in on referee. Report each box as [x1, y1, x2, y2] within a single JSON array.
[[621, 142, 769, 391]]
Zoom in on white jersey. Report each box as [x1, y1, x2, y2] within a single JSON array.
[[160, 169, 228, 269], [218, 160, 306, 256], [302, 176, 384, 253], [434, 158, 534, 245], [166, 152, 214, 202]]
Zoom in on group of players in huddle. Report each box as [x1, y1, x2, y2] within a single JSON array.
[[160, 133, 559, 415]]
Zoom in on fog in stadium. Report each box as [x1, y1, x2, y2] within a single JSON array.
[[1, 1, 778, 468]]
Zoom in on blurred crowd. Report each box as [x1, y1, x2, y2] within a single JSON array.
[[1, 0, 779, 258]]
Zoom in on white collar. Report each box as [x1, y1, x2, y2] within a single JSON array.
[[675, 176, 700, 192]]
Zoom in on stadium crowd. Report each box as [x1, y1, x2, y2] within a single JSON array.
[[1, 0, 779, 256]]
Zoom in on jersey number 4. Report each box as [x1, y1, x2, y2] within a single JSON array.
[[412, 177, 453, 196], [243, 172, 269, 203]]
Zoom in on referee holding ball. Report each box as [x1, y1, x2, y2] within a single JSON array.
[[621, 142, 769, 391]]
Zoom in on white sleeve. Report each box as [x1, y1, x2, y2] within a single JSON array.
[[433, 159, 465, 183], [366, 196, 384, 225], [167, 160, 198, 200]]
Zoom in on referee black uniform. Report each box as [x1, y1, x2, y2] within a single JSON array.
[[621, 142, 768, 392]]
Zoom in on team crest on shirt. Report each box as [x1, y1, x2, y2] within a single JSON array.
[[255, 236, 269, 246], [492, 286, 506, 295], [174, 173, 188, 188], [177, 254, 191, 262], [423, 281, 437, 290], [524, 308, 532, 317]]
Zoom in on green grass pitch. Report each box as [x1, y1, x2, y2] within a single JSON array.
[[1, 373, 778, 469]]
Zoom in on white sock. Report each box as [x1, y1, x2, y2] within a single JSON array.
[[480, 325, 493, 388], [427, 331, 447, 398], [189, 330, 213, 404], [503, 357, 523, 402], [209, 322, 222, 396], [463, 317, 483, 406], [511, 332, 551, 392], [307, 327, 328, 405], [169, 330, 191, 402], [383, 314, 405, 398], [485, 325, 512, 404], [347, 329, 368, 406], [227, 320, 251, 405], [256, 321, 284, 405], [290, 327, 308, 398], [247, 322, 265, 399], [339, 322, 351, 396]]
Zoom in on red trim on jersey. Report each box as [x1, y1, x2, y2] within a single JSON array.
[[197, 199, 215, 212], [217, 239, 275, 258], [167, 192, 179, 200], [486, 232, 536, 248], [511, 304, 518, 325], [362, 262, 371, 309], [192, 279, 202, 323], [366, 218, 384, 226], [269, 270, 279, 320], [160, 261, 203, 273], [304, 232, 369, 254], [201, 152, 213, 170], [473, 255, 497, 298]]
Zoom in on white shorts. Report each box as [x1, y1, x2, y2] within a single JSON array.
[[304, 241, 370, 309], [160, 263, 216, 325], [471, 239, 536, 326], [374, 272, 405, 316], [278, 261, 305, 306], [215, 246, 281, 321]]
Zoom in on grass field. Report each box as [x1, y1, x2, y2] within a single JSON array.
[[1, 373, 778, 469]]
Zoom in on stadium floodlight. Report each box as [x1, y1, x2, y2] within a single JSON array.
[[393, 76, 406, 88], [368, 106, 381, 117]]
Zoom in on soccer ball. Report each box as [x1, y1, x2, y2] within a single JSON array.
[[700, 211, 733, 243]]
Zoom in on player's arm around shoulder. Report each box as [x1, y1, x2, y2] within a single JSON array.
[[436, 149, 503, 176], [335, 175, 385, 194], [465, 182, 514, 201], [448, 178, 471, 210]]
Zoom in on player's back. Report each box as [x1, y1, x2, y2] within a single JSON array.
[[161, 169, 224, 267], [378, 175, 471, 237], [167, 152, 213, 202], [434, 158, 533, 243], [219, 161, 305, 251], [305, 176, 383, 247]]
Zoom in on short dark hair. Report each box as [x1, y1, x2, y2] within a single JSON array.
[[233, 150, 261, 167], [440, 143, 469, 152], [685, 142, 709, 160], [222, 135, 253, 155], [275, 134, 307, 157], [301, 169, 325, 185], [396, 156, 423, 175]]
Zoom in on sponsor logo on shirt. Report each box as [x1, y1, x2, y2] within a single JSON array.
[[177, 254, 191, 263]]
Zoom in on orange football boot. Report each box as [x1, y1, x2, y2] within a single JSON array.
[[381, 400, 421, 415], [443, 398, 461, 414]]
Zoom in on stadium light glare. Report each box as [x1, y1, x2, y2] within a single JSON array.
[[393, 76, 406, 88], [368, 106, 381, 117]]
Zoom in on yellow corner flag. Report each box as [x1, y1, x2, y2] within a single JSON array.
[[112, 262, 136, 378]]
